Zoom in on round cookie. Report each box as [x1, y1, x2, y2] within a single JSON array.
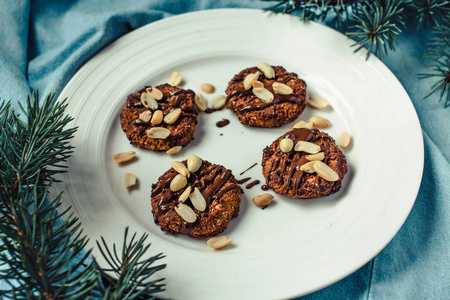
[[225, 65, 306, 127], [120, 84, 198, 151], [262, 128, 347, 198], [151, 158, 242, 239]]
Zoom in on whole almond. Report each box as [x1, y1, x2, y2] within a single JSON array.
[[310, 116, 330, 128], [164, 108, 182, 124], [139, 110, 152, 123], [113, 151, 135, 163], [253, 87, 274, 103], [307, 95, 329, 109], [171, 161, 190, 178], [207, 235, 231, 249], [306, 152, 325, 161], [124, 173, 137, 189], [339, 132, 351, 148], [210, 95, 226, 109], [293, 120, 313, 129], [314, 161, 339, 181], [294, 141, 321, 154], [257, 62, 275, 79], [279, 138, 294, 153], [273, 82, 293, 95], [174, 203, 197, 223], [251, 80, 264, 88], [171, 71, 182, 86], [187, 154, 202, 172], [179, 186, 192, 203], [146, 87, 163, 100], [140, 93, 158, 110], [252, 193, 274, 207], [300, 161, 316, 173], [243, 71, 260, 90], [170, 174, 188, 192], [189, 187, 206, 211], [151, 110, 163, 125], [166, 146, 182, 155], [195, 93, 207, 111], [147, 127, 170, 139], [200, 83, 215, 94]]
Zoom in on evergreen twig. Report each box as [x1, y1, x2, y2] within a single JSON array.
[[0, 93, 165, 298], [262, 0, 450, 107]]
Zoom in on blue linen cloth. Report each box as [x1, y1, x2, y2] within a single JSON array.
[[1, 0, 449, 298]]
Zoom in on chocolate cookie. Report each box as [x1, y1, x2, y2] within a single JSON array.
[[225, 65, 306, 127], [262, 128, 347, 198], [120, 84, 198, 151], [151, 157, 242, 239]]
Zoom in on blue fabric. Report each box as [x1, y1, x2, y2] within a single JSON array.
[[1, 0, 449, 298]]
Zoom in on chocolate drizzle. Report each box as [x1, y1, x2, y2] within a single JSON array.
[[151, 161, 242, 223], [268, 128, 333, 197], [216, 119, 230, 128], [245, 180, 260, 189]]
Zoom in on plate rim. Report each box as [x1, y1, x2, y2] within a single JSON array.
[[53, 8, 424, 299]]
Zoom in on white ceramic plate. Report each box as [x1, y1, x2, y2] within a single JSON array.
[[51, 8, 423, 300]]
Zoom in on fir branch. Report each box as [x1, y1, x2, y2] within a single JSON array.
[[420, 16, 450, 108], [263, 0, 357, 28], [409, 0, 450, 29], [0, 93, 166, 298], [347, 0, 407, 60], [94, 227, 166, 300]]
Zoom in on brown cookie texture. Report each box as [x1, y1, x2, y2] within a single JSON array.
[[262, 128, 347, 198], [151, 159, 242, 239], [225, 66, 306, 127], [120, 84, 198, 151]]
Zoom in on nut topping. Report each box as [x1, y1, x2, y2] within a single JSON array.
[[305, 152, 325, 161], [310, 116, 330, 128], [147, 127, 170, 139], [243, 71, 260, 90], [200, 83, 215, 94], [166, 146, 182, 155], [207, 235, 231, 249], [257, 62, 275, 79], [339, 132, 351, 148], [171, 161, 190, 178], [253, 87, 274, 103], [113, 151, 135, 163], [272, 82, 293, 95], [174, 203, 197, 223], [187, 154, 202, 172], [307, 95, 329, 109], [279, 138, 294, 153], [151, 110, 163, 125], [164, 108, 182, 124], [139, 110, 152, 123], [251, 80, 264, 88], [170, 174, 188, 192], [194, 92, 207, 111], [294, 141, 321, 154], [252, 193, 274, 207], [179, 186, 192, 203], [140, 93, 158, 110], [210, 95, 226, 109], [299, 161, 316, 173], [124, 173, 137, 188], [171, 71, 182, 86], [189, 187, 206, 211], [313, 161, 339, 181], [146, 87, 163, 100], [293, 120, 314, 129]]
